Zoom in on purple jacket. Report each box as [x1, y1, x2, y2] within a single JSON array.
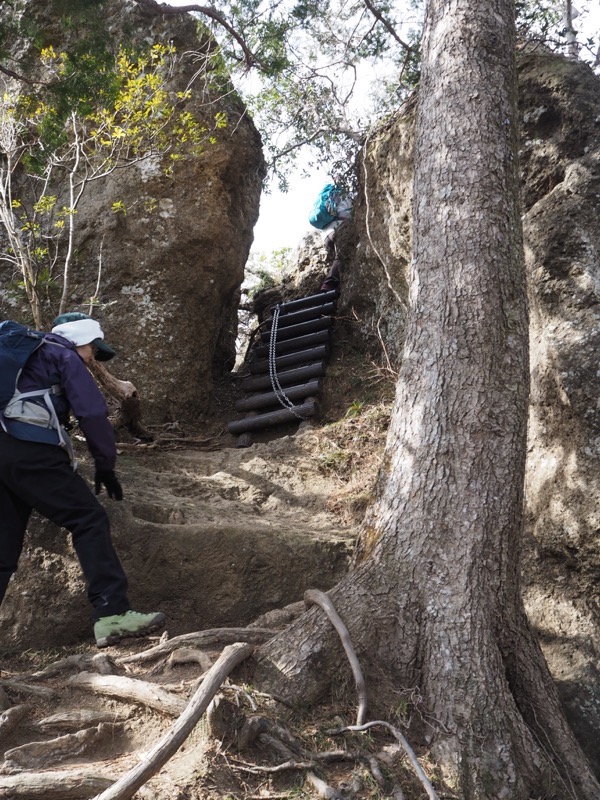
[[5, 333, 116, 471]]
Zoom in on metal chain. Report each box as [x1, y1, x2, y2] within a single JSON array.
[[268, 305, 305, 419]]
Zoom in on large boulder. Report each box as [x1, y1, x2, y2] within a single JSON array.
[[518, 52, 600, 769], [0, 0, 265, 422]]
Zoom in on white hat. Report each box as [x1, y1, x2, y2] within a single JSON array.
[[51, 317, 116, 361]]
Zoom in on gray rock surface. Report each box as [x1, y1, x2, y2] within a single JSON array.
[[0, 0, 265, 422]]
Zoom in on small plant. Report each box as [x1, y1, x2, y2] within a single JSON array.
[[249, 267, 277, 296], [317, 447, 352, 477], [244, 246, 293, 299], [345, 399, 364, 419]]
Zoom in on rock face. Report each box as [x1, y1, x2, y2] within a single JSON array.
[[518, 52, 600, 770], [334, 51, 600, 772], [342, 101, 415, 367], [0, 0, 265, 423]]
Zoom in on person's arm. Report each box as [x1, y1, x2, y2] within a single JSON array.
[[58, 349, 117, 472]]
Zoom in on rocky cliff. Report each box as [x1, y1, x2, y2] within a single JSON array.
[[328, 49, 600, 771], [0, 0, 265, 422]]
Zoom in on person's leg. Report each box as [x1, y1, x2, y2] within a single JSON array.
[[36, 473, 129, 619], [0, 434, 165, 645], [0, 482, 31, 606], [0, 436, 129, 618], [320, 223, 344, 292], [323, 228, 336, 260]]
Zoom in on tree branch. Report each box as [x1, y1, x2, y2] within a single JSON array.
[[132, 0, 260, 69], [362, 0, 414, 52], [0, 63, 44, 86]]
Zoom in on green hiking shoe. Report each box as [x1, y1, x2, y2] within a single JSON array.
[[94, 610, 166, 648]]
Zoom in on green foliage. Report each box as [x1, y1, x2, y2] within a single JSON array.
[[318, 447, 353, 477], [204, 0, 425, 178], [2, 0, 598, 186], [0, 32, 213, 325], [0, 0, 114, 85], [516, 0, 562, 39], [245, 246, 293, 297], [345, 399, 365, 419]]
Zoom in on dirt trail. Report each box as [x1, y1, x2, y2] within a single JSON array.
[[0, 399, 393, 800]]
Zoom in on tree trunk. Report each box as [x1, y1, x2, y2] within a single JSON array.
[[87, 361, 152, 440], [564, 0, 579, 60], [250, 1, 600, 797]]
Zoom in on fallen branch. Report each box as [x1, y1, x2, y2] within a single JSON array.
[[0, 770, 114, 798], [117, 627, 276, 665], [68, 673, 187, 717], [91, 642, 253, 800], [329, 720, 439, 800], [304, 589, 367, 725]]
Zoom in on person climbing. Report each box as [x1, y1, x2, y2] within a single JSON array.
[[308, 177, 353, 293], [0, 311, 165, 648]]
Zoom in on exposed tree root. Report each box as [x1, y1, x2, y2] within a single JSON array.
[[330, 721, 439, 800], [0, 704, 31, 743], [305, 770, 344, 800], [88, 361, 152, 441], [117, 627, 276, 666], [0, 687, 10, 711], [22, 654, 116, 682], [92, 642, 253, 800], [304, 589, 367, 725], [0, 680, 57, 700], [36, 709, 129, 733], [2, 723, 118, 772], [0, 770, 115, 799], [68, 673, 187, 717], [148, 646, 214, 676], [228, 689, 429, 800], [0, 622, 438, 800]]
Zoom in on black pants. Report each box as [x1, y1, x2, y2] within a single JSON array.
[[0, 430, 129, 620]]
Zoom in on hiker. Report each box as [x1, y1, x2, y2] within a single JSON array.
[[0, 312, 165, 648], [308, 179, 353, 293]]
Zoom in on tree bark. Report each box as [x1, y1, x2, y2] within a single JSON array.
[[250, 1, 600, 797]]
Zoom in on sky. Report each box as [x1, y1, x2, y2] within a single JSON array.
[[250, 2, 600, 254], [164, 0, 600, 254], [251, 169, 332, 252]]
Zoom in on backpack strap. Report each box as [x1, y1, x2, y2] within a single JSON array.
[[3, 336, 76, 468]]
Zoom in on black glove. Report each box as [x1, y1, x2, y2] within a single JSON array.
[[94, 469, 123, 501]]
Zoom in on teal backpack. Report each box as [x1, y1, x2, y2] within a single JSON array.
[[308, 183, 341, 229]]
